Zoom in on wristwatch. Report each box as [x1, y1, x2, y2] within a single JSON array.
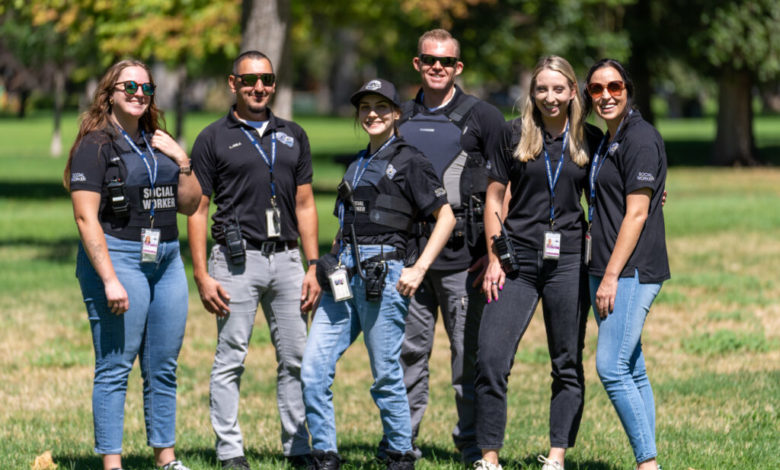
[[308, 258, 318, 267]]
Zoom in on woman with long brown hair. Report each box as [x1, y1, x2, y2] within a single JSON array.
[[65, 59, 200, 470]]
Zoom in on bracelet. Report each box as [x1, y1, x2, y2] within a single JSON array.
[[307, 258, 318, 267], [179, 159, 193, 175]]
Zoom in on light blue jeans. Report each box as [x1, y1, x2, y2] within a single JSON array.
[[302, 245, 412, 453], [76, 234, 188, 455], [589, 270, 662, 464]]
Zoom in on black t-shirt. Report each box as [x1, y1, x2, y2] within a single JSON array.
[[589, 110, 670, 283], [191, 107, 313, 245], [335, 138, 447, 251], [492, 119, 603, 253], [404, 86, 506, 270], [69, 127, 181, 241]]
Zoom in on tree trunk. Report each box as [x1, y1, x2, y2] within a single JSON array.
[[627, 0, 655, 124], [241, 0, 292, 119], [174, 65, 187, 148], [50, 68, 65, 157], [711, 68, 760, 166], [327, 28, 360, 116]]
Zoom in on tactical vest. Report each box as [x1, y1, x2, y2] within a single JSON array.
[[399, 95, 486, 245], [340, 145, 415, 238], [106, 145, 180, 233]]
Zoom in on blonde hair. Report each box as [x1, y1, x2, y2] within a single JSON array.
[[417, 29, 460, 58], [514, 56, 589, 167]]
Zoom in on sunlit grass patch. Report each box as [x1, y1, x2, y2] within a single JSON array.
[[682, 329, 779, 356]]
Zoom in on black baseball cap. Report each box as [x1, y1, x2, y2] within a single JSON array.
[[350, 78, 401, 108]]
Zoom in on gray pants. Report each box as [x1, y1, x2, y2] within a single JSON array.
[[400, 268, 484, 462], [209, 245, 310, 460]]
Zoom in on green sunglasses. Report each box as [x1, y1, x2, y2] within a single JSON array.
[[116, 80, 156, 96], [234, 73, 276, 87]]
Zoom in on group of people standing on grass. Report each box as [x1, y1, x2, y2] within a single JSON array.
[[65, 27, 669, 470]]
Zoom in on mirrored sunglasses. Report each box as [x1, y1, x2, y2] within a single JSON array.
[[116, 80, 155, 96], [235, 73, 276, 87]]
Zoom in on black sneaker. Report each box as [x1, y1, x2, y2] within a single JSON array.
[[286, 453, 313, 469], [310, 450, 341, 470], [386, 450, 416, 470], [221, 456, 251, 470]]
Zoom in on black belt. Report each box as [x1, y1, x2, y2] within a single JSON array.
[[245, 239, 298, 254]]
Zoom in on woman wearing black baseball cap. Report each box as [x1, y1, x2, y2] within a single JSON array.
[[301, 79, 455, 470]]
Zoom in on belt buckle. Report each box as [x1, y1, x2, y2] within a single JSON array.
[[260, 241, 276, 255]]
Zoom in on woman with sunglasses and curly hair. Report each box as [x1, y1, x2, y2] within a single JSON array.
[[64, 59, 201, 470], [475, 56, 603, 470], [583, 58, 669, 470]]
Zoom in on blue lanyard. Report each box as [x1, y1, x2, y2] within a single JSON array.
[[337, 135, 397, 257], [542, 122, 569, 228], [588, 110, 632, 224], [119, 128, 158, 220], [240, 127, 277, 199]]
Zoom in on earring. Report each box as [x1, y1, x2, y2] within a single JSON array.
[[109, 98, 114, 105]]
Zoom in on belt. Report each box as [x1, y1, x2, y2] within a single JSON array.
[[245, 239, 298, 254]]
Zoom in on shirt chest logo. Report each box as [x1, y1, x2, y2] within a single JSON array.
[[275, 131, 295, 148], [229, 142, 242, 149]]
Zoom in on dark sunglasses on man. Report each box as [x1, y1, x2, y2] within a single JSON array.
[[418, 54, 459, 68], [233, 73, 276, 87], [115, 80, 156, 96]]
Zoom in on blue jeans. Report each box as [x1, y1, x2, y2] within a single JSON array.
[[76, 234, 188, 454], [590, 271, 662, 463], [302, 245, 412, 453]]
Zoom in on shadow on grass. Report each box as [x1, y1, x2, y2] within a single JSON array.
[[0, 180, 69, 199], [665, 141, 780, 166]]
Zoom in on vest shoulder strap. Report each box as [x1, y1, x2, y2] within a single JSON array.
[[447, 94, 479, 124], [400, 100, 416, 124]]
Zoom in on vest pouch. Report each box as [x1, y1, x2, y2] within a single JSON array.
[[316, 252, 344, 293]]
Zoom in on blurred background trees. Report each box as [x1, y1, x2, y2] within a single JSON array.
[[1, 0, 778, 165]]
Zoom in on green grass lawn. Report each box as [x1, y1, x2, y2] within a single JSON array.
[[1, 112, 778, 469]]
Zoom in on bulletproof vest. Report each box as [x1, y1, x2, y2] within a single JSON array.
[[398, 95, 487, 212], [106, 146, 179, 230], [340, 146, 415, 237]]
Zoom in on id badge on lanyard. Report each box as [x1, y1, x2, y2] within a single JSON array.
[[266, 199, 282, 238], [141, 228, 161, 263], [542, 124, 568, 261], [543, 231, 561, 260], [328, 264, 353, 301]]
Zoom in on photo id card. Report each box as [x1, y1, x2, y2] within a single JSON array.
[[266, 207, 281, 238], [328, 266, 353, 302], [141, 228, 161, 263], [584, 232, 592, 265], [543, 231, 561, 260]]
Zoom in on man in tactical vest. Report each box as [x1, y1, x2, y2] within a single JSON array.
[[188, 50, 319, 470], [378, 29, 506, 464]]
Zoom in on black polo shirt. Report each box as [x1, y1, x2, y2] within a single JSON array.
[[404, 85, 506, 270], [335, 138, 448, 251], [191, 107, 313, 245], [589, 110, 670, 283], [491, 119, 603, 253]]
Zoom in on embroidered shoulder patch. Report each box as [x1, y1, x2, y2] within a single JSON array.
[[275, 131, 295, 148]]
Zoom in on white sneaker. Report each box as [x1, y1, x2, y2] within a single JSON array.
[[160, 460, 191, 470], [473, 459, 503, 470], [538, 455, 564, 470]]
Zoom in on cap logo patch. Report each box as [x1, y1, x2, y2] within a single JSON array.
[[366, 80, 382, 91]]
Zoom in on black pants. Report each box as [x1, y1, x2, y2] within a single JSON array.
[[475, 250, 589, 449]]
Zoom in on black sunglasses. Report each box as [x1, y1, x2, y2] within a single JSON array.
[[116, 80, 156, 96], [418, 54, 459, 68], [234, 73, 276, 87]]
